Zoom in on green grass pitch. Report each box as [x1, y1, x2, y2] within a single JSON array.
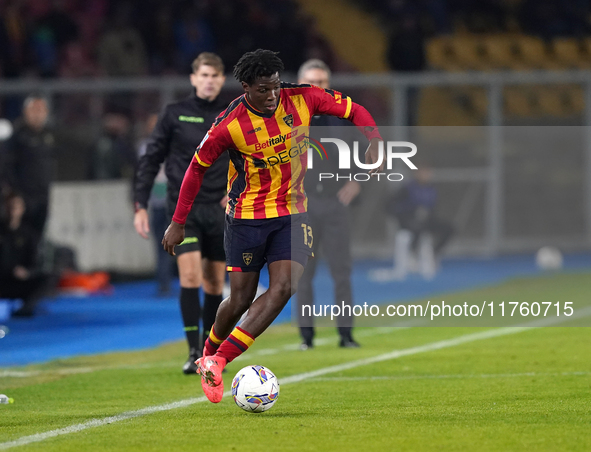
[[1, 273, 590, 451]]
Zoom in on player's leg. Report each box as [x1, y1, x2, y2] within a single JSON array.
[[211, 213, 311, 362], [201, 214, 266, 358], [199, 202, 227, 349], [322, 199, 358, 347], [197, 270, 260, 402], [197, 215, 311, 403], [200, 260, 304, 395], [201, 258, 226, 346], [176, 249, 203, 374], [238, 260, 305, 335]]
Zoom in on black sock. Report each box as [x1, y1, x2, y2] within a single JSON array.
[[180, 287, 201, 352], [202, 293, 223, 347]]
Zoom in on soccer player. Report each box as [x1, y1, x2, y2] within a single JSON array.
[[162, 49, 383, 403], [134, 52, 229, 374]]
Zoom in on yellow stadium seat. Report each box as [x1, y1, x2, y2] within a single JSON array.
[[536, 86, 568, 116], [453, 36, 491, 70], [426, 37, 463, 71], [482, 35, 516, 70], [564, 85, 585, 115], [578, 38, 591, 68], [552, 38, 584, 68], [467, 87, 489, 116], [515, 36, 562, 70], [504, 86, 534, 116]]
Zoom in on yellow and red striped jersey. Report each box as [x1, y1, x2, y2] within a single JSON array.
[[172, 82, 381, 223]]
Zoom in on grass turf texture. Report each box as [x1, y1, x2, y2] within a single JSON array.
[[1, 272, 590, 451]]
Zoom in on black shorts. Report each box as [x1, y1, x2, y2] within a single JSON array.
[[224, 213, 314, 272], [168, 202, 225, 260]]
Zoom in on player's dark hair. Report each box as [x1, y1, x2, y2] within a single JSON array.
[[233, 49, 284, 85]]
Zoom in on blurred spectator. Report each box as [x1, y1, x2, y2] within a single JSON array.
[[389, 166, 454, 256], [518, 0, 590, 38], [136, 113, 174, 295], [88, 112, 136, 180], [97, 3, 147, 76], [0, 94, 55, 241], [138, 3, 176, 74], [173, 6, 215, 73], [0, 188, 50, 317], [31, 22, 58, 77], [0, 0, 29, 78], [59, 41, 98, 77], [0, 0, 334, 78], [39, 0, 79, 49], [450, 0, 506, 33], [386, 14, 426, 72]]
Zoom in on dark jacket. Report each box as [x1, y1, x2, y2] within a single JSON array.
[[134, 93, 230, 208], [304, 115, 362, 199], [0, 120, 55, 211], [0, 224, 39, 282]]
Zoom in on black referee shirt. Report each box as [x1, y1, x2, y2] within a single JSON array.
[[134, 92, 230, 208]]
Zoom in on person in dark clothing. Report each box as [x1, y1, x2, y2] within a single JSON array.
[[0, 188, 49, 317], [0, 94, 55, 240], [295, 59, 362, 350], [134, 52, 230, 374], [88, 112, 136, 180], [390, 166, 453, 255]]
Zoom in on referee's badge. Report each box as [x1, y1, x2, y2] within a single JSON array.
[[243, 253, 253, 265], [282, 114, 294, 127]]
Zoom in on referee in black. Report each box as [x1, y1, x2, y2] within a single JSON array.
[[134, 53, 230, 374], [296, 59, 361, 349]]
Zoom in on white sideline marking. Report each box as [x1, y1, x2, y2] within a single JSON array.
[[2, 306, 590, 450]]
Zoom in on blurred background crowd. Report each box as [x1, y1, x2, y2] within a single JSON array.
[[1, 0, 591, 82]]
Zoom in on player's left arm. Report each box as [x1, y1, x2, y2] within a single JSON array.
[[307, 87, 384, 173]]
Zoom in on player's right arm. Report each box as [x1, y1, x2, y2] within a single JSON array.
[[304, 86, 384, 173], [162, 122, 232, 255], [133, 108, 173, 239]]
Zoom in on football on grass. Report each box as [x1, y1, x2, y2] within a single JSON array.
[[231, 365, 279, 413]]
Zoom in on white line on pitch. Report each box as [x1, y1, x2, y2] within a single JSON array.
[[1, 306, 590, 450]]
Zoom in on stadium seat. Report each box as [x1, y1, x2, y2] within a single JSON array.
[[565, 85, 585, 114], [537, 86, 569, 117], [580, 38, 591, 68], [417, 87, 483, 126], [467, 87, 489, 116], [552, 38, 591, 69], [515, 36, 561, 70], [453, 36, 490, 71], [426, 37, 463, 71], [504, 86, 534, 117], [483, 35, 520, 70]]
